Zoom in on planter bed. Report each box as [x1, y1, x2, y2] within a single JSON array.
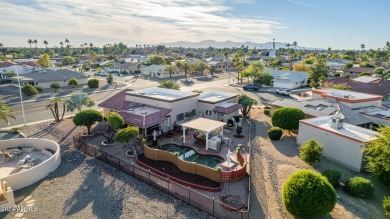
[[137, 154, 221, 190]]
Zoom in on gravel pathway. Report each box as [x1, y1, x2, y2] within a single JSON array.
[[1, 120, 214, 219]]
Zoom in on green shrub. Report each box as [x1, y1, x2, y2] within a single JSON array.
[[268, 127, 283, 140], [345, 177, 374, 198], [22, 85, 38, 96], [35, 85, 43, 92], [50, 83, 61, 92], [334, 72, 341, 77], [68, 78, 79, 87], [73, 109, 103, 135], [8, 127, 21, 134], [264, 106, 271, 110], [322, 169, 342, 187], [88, 78, 99, 88], [383, 196, 390, 218], [271, 107, 305, 133], [264, 108, 270, 115], [282, 170, 336, 218], [300, 139, 323, 164]]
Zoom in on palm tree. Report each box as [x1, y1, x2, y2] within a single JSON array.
[[224, 51, 229, 72], [360, 44, 365, 51], [292, 41, 298, 50], [180, 61, 191, 80], [46, 98, 65, 122], [65, 39, 69, 46], [0, 101, 15, 125], [66, 93, 95, 112], [28, 39, 33, 56], [0, 43, 3, 48], [43, 40, 48, 50], [158, 80, 180, 90], [286, 43, 291, 50], [33, 39, 38, 55], [59, 42, 63, 56], [164, 64, 178, 79]]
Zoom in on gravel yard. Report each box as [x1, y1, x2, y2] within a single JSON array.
[[0, 119, 214, 219]]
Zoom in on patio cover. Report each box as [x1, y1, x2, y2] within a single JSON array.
[[181, 118, 225, 133], [181, 118, 225, 150]]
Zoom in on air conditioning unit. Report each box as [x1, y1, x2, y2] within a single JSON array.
[[330, 117, 344, 129]]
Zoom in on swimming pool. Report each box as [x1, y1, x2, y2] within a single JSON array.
[[157, 144, 224, 168]]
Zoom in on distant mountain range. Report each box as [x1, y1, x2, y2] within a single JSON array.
[[158, 40, 323, 50]]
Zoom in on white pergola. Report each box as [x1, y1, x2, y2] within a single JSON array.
[[181, 118, 226, 150]]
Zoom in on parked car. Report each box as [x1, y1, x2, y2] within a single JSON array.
[[243, 84, 261, 91], [276, 89, 291, 96]]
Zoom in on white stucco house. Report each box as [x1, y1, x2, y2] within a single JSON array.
[[297, 116, 378, 172], [267, 69, 308, 89], [140, 64, 185, 78], [98, 88, 242, 138], [0, 61, 40, 79]]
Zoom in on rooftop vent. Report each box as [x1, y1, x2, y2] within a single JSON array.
[[141, 111, 147, 114], [139, 92, 145, 95], [152, 92, 158, 95], [330, 117, 344, 129]]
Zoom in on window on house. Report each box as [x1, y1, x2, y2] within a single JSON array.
[[176, 113, 184, 121]]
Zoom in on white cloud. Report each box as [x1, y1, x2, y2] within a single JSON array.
[[0, 0, 283, 47]]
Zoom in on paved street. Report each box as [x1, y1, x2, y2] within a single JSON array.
[[1, 73, 286, 128]]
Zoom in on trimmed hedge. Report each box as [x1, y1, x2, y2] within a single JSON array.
[[88, 78, 100, 88], [322, 169, 341, 187], [271, 107, 305, 132], [345, 177, 374, 198], [268, 127, 283, 140], [22, 85, 38, 96], [384, 196, 390, 218], [282, 170, 336, 218]]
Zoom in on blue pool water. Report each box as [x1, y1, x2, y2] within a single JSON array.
[[157, 144, 224, 168]]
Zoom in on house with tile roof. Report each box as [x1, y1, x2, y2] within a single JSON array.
[[343, 67, 374, 77], [98, 88, 242, 138]]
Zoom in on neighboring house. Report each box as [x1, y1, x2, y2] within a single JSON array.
[[140, 64, 185, 78], [98, 88, 242, 138], [106, 62, 145, 73], [0, 61, 41, 80], [267, 69, 308, 89], [9, 69, 88, 88], [208, 61, 227, 69], [259, 50, 276, 59], [297, 116, 378, 172], [311, 89, 383, 108], [245, 56, 261, 63], [326, 76, 390, 100], [343, 67, 374, 77], [326, 59, 350, 71], [269, 99, 339, 118]]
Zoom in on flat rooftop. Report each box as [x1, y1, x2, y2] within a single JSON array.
[[271, 98, 338, 117], [300, 116, 378, 142], [312, 89, 383, 101], [198, 91, 237, 103], [127, 87, 198, 101], [128, 107, 160, 116]]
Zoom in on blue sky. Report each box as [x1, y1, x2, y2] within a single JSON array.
[[0, 0, 388, 49]]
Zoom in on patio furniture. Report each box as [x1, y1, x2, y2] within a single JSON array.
[[4, 152, 15, 162], [13, 149, 22, 158]]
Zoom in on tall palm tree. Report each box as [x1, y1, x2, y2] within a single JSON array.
[[164, 64, 179, 80], [224, 51, 229, 72], [46, 98, 65, 122], [43, 40, 48, 50], [292, 41, 298, 50], [65, 39, 69, 46], [0, 101, 15, 125], [286, 43, 291, 50], [59, 42, 64, 56], [180, 61, 191, 80], [360, 44, 365, 50], [66, 93, 95, 112], [33, 39, 38, 55], [28, 39, 33, 56]]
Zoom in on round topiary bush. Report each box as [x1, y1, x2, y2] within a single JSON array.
[[282, 170, 337, 218], [22, 84, 38, 96], [384, 196, 390, 218], [268, 127, 283, 140], [345, 177, 374, 198], [88, 78, 99, 88], [271, 107, 305, 133], [322, 169, 342, 187], [35, 85, 43, 92], [299, 139, 323, 165]]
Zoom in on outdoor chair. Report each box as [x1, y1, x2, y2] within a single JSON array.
[[4, 152, 15, 162]]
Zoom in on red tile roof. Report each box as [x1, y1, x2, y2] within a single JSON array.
[[0, 61, 18, 68], [343, 67, 374, 73], [98, 89, 172, 127], [213, 103, 243, 114], [326, 77, 390, 97]]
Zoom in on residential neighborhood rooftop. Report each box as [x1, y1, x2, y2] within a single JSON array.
[[267, 69, 308, 82], [312, 89, 383, 102], [198, 91, 238, 103], [10, 69, 87, 82], [300, 116, 378, 142], [270, 98, 338, 117], [126, 87, 198, 101]]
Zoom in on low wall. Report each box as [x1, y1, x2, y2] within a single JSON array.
[[142, 142, 221, 182], [0, 138, 61, 190]]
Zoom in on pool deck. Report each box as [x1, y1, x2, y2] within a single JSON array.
[[0, 151, 49, 179]]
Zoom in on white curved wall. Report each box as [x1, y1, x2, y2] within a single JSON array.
[[0, 138, 61, 190]]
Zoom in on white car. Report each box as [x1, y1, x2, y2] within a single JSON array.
[[276, 89, 291, 96]]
